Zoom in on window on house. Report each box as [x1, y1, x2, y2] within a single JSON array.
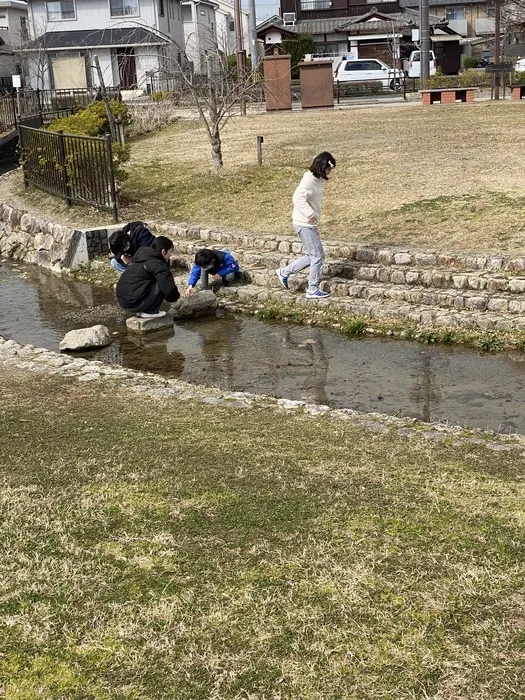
[[487, 7, 496, 17], [228, 20, 235, 32], [46, 0, 76, 21], [110, 0, 140, 17], [445, 6, 465, 20], [300, 0, 331, 9], [159, 0, 164, 16]]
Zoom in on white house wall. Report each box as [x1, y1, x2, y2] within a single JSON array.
[[29, 0, 158, 38], [87, 46, 113, 85], [134, 43, 160, 86]]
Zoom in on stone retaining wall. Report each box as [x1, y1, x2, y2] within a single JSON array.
[[155, 222, 525, 273], [0, 203, 119, 272], [2, 197, 525, 276]]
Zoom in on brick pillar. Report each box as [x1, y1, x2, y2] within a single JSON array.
[[465, 89, 475, 102], [441, 91, 456, 104], [422, 92, 431, 105]]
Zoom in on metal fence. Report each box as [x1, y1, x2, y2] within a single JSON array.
[[0, 87, 121, 134], [18, 126, 118, 221]]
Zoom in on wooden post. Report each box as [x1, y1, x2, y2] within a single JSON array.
[[257, 135, 263, 165], [57, 130, 72, 208], [105, 133, 119, 223], [18, 126, 29, 188]]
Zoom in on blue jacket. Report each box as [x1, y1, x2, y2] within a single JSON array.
[[188, 250, 239, 287]]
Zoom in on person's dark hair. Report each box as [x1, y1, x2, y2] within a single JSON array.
[[309, 151, 336, 180], [108, 229, 130, 257], [122, 221, 150, 237], [154, 236, 174, 254], [195, 249, 216, 268]]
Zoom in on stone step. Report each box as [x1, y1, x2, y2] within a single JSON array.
[[241, 269, 525, 315], [221, 285, 525, 333], [157, 223, 525, 274], [170, 240, 525, 297], [324, 279, 525, 315]]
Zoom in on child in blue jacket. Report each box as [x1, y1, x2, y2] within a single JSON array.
[[184, 248, 240, 297]]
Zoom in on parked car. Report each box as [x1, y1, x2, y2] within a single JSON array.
[[403, 50, 437, 78], [515, 58, 525, 72], [333, 58, 404, 91]]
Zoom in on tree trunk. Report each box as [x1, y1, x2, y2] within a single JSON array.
[[210, 124, 223, 168]]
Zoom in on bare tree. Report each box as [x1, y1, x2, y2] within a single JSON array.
[[145, 35, 261, 169]]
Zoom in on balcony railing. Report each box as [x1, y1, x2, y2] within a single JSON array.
[[299, 2, 400, 20], [474, 17, 495, 35]]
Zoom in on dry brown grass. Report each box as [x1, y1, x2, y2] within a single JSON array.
[[4, 101, 525, 252]]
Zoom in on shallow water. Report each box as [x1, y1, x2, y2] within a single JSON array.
[[1, 259, 525, 433]]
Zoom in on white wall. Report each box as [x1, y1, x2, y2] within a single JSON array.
[[29, 0, 157, 38], [87, 46, 113, 84], [264, 29, 282, 45], [134, 43, 160, 86], [214, 0, 249, 57]]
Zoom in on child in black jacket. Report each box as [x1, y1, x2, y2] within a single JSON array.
[[116, 236, 180, 318]]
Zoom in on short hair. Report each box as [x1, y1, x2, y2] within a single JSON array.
[[154, 236, 174, 253], [195, 249, 216, 267], [309, 151, 336, 180], [108, 229, 130, 257]]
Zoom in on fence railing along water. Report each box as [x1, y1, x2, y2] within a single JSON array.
[[18, 126, 118, 222]]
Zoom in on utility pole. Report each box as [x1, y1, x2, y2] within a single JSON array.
[[494, 0, 501, 100], [419, 0, 430, 89], [234, 0, 246, 115], [248, 0, 259, 71]]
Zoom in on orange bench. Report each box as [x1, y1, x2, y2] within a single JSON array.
[[420, 88, 476, 105]]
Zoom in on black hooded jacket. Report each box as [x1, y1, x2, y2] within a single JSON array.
[[110, 221, 156, 265], [116, 246, 180, 309]]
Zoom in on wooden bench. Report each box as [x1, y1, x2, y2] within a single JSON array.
[[420, 88, 476, 105], [511, 84, 525, 101]]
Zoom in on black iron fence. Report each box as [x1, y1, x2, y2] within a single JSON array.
[[0, 87, 121, 134], [18, 126, 118, 222]]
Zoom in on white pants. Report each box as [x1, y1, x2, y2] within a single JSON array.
[[281, 226, 325, 293]]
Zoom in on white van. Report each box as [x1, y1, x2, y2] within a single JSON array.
[[403, 50, 437, 78], [333, 58, 404, 91]]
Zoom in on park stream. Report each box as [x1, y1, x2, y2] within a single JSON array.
[[2, 259, 525, 434]]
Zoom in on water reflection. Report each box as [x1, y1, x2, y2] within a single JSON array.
[[1, 260, 525, 433]]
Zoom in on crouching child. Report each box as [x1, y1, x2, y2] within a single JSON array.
[[116, 236, 180, 318], [109, 221, 156, 273], [185, 248, 240, 297]]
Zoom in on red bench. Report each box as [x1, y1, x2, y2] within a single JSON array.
[[420, 88, 476, 105]]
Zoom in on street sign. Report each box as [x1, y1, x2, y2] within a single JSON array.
[[485, 63, 514, 73]]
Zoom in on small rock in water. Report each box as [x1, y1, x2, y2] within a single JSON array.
[[59, 325, 111, 351]]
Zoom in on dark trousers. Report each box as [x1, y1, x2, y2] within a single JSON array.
[[200, 270, 236, 290], [124, 283, 164, 314]]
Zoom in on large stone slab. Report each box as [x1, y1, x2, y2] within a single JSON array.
[[170, 290, 218, 320], [126, 314, 174, 333], [59, 324, 111, 351]]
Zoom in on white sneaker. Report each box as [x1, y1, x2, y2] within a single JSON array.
[[305, 289, 330, 299], [137, 311, 167, 318]]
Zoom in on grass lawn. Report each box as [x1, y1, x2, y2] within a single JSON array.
[[1, 368, 525, 699], [7, 101, 525, 253]]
